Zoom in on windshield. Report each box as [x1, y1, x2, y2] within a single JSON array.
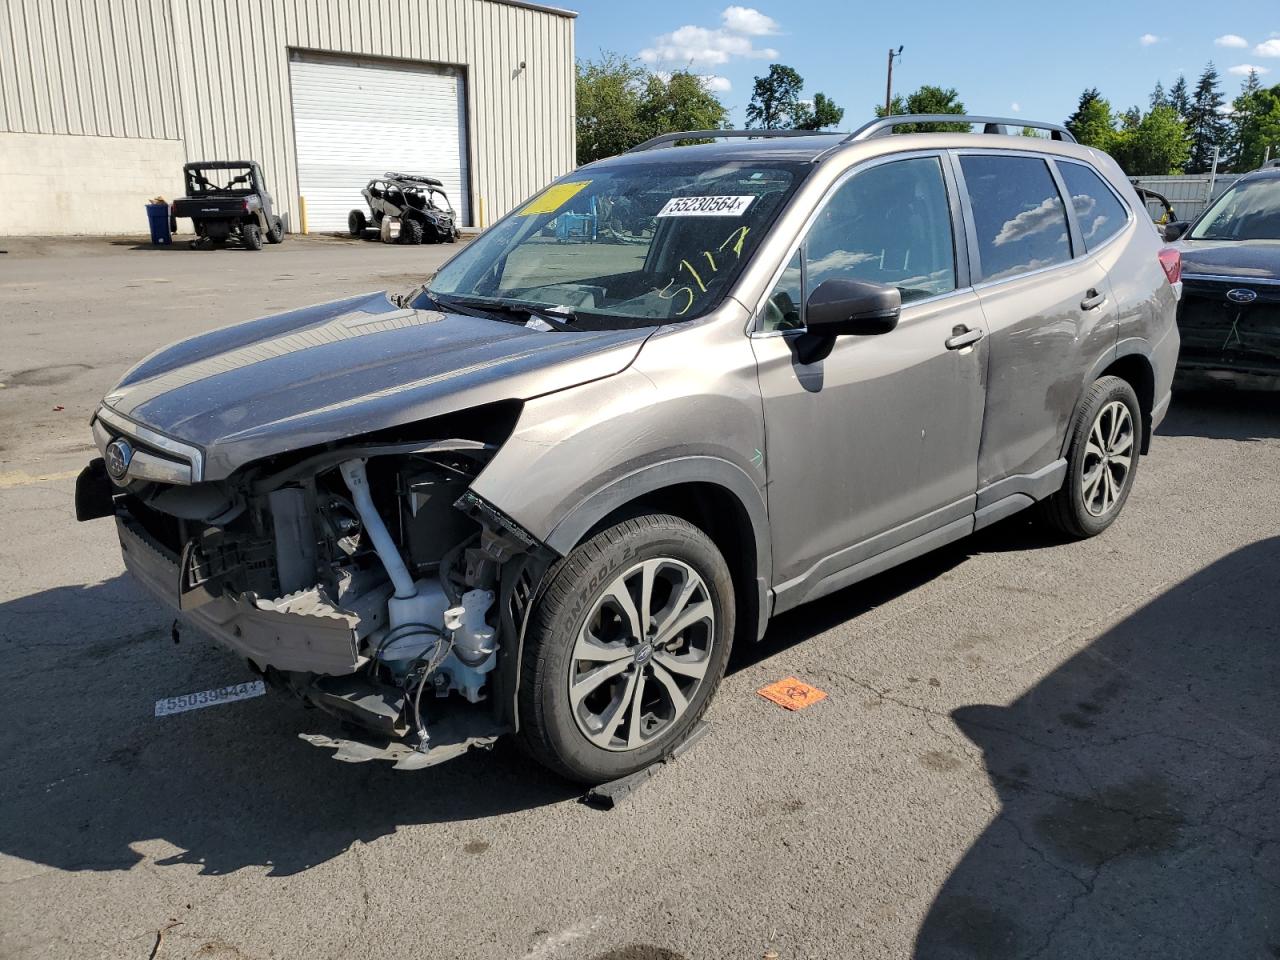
[[1188, 177, 1280, 241], [186, 166, 254, 196], [426, 160, 808, 328]]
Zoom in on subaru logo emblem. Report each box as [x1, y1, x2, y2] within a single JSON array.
[[104, 439, 133, 482], [1226, 288, 1257, 304]]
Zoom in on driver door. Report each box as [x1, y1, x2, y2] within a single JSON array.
[[750, 153, 987, 610]]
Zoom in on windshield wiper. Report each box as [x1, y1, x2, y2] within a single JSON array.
[[427, 292, 577, 330]]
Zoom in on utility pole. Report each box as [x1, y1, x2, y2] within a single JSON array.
[[885, 45, 904, 114]]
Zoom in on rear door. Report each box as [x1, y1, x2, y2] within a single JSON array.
[[955, 152, 1119, 490]]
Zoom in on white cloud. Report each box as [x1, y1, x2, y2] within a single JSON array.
[[994, 197, 1065, 247], [702, 74, 732, 93], [1227, 63, 1270, 75], [1255, 38, 1280, 57], [1010, 101, 1021, 113], [640, 24, 779, 66], [720, 6, 779, 36], [1139, 33, 1161, 47], [1215, 34, 1249, 48], [639, 6, 781, 67]]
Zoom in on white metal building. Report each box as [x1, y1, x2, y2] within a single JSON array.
[[0, 0, 576, 236]]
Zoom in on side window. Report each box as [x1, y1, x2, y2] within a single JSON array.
[[759, 155, 956, 333], [805, 157, 956, 303], [1056, 161, 1129, 252], [960, 155, 1071, 281], [761, 249, 803, 332]]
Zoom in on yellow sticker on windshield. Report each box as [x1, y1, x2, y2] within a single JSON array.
[[518, 181, 591, 215]]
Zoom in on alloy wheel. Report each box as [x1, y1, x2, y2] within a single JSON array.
[[567, 558, 715, 752], [1081, 400, 1134, 517]]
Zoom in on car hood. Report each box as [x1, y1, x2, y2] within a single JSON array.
[[1174, 239, 1280, 281], [103, 291, 653, 480]]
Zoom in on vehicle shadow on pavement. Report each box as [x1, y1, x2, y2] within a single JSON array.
[[0, 576, 577, 878], [913, 536, 1280, 959], [1156, 389, 1280, 441]]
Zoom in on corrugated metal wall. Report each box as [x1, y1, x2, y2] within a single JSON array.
[[0, 0, 575, 228]]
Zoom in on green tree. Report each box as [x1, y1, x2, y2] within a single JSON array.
[[1230, 77, 1280, 171], [745, 64, 805, 129], [745, 64, 844, 130], [1109, 105, 1191, 175], [1168, 75, 1192, 120], [574, 53, 728, 164], [794, 92, 845, 131], [638, 69, 730, 142], [1149, 80, 1167, 110], [1187, 62, 1228, 172], [873, 84, 968, 132], [1065, 88, 1116, 148], [574, 52, 647, 164]]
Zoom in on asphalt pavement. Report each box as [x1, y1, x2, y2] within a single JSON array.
[[1, 236, 1277, 960]]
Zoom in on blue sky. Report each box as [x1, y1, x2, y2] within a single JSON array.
[[569, 1, 1280, 127]]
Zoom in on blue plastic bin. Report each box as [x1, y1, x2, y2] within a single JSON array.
[[146, 202, 172, 245]]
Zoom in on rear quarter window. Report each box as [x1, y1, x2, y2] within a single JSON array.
[[1057, 161, 1130, 251], [960, 155, 1071, 281]]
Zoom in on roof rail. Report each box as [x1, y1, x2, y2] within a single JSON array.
[[844, 115, 1076, 143], [627, 129, 833, 153]]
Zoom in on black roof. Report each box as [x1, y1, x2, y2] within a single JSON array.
[[184, 160, 258, 170], [382, 172, 444, 187]]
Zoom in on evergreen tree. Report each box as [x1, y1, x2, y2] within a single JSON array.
[[1065, 88, 1115, 148], [1168, 75, 1191, 121], [1149, 81, 1167, 111], [1187, 63, 1228, 172]]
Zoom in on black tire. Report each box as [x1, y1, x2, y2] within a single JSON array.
[[399, 218, 424, 245], [241, 222, 263, 251], [518, 514, 735, 784], [348, 209, 367, 238], [266, 215, 284, 244], [1040, 375, 1142, 539]]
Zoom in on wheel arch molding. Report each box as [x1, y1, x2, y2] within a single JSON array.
[[1065, 340, 1157, 458]]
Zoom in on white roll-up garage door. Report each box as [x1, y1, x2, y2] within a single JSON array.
[[289, 52, 470, 232]]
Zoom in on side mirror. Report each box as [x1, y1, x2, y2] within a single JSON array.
[[795, 279, 901, 364], [1163, 221, 1189, 242]]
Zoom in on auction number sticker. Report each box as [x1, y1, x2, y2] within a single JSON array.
[[154, 680, 266, 717], [656, 195, 756, 217]]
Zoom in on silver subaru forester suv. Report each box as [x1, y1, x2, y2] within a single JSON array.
[[77, 115, 1180, 783]]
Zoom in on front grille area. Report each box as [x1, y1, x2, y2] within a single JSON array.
[[1178, 279, 1280, 372], [120, 494, 184, 559]]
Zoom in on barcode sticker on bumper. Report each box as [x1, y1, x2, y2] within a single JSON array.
[[155, 680, 266, 717]]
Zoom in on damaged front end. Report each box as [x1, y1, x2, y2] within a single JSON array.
[[77, 403, 550, 769]]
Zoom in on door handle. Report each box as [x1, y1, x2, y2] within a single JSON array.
[[1081, 288, 1107, 311], [945, 326, 985, 350]]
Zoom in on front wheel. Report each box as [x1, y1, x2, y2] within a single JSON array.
[[518, 514, 734, 784], [1040, 375, 1142, 538], [348, 209, 367, 238], [266, 215, 284, 244], [399, 218, 424, 245]]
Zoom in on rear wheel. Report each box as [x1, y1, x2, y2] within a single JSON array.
[[1040, 376, 1142, 538], [518, 514, 734, 784], [348, 209, 367, 238], [241, 222, 263, 251], [266, 215, 284, 244]]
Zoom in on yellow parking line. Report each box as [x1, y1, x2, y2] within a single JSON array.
[[0, 469, 81, 488]]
